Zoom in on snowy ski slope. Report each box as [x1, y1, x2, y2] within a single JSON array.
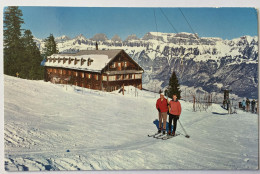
[[4, 75, 258, 171]]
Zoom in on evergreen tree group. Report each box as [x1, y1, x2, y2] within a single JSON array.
[[22, 30, 44, 79], [44, 34, 59, 56], [4, 6, 58, 80], [165, 71, 182, 99], [4, 7, 24, 76]]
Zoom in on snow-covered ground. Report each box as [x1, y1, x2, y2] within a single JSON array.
[[4, 75, 258, 171]]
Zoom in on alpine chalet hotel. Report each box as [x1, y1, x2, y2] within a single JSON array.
[[42, 47, 144, 92]]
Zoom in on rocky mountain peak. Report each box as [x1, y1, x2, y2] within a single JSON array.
[[55, 35, 71, 42], [90, 33, 108, 41], [111, 34, 122, 42], [74, 34, 87, 41], [142, 32, 164, 41], [124, 34, 140, 41]]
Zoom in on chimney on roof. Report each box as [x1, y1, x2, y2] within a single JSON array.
[[87, 58, 93, 66], [95, 42, 98, 50]]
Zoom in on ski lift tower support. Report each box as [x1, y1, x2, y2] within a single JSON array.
[[221, 89, 232, 100]]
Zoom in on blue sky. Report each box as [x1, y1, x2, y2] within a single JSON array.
[[15, 7, 258, 40]]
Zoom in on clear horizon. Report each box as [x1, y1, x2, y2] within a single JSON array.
[[6, 7, 259, 40]]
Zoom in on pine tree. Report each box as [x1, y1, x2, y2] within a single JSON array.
[[165, 71, 182, 99], [4, 7, 44, 80], [4, 6, 24, 76], [22, 29, 44, 79], [44, 34, 58, 56]]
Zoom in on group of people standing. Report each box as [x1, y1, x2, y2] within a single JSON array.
[[240, 98, 257, 113], [223, 97, 258, 114], [156, 93, 182, 136]]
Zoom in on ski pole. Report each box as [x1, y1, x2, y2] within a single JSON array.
[[178, 120, 190, 138]]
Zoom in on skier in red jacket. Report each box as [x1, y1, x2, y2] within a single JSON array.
[[168, 94, 182, 136], [156, 93, 169, 134]]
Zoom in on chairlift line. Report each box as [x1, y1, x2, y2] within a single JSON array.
[[178, 8, 207, 54], [159, 8, 184, 70], [153, 9, 160, 47], [159, 8, 179, 34], [178, 8, 197, 38], [157, 8, 210, 71]]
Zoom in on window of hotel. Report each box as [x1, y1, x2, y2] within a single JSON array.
[[116, 75, 123, 80], [108, 76, 116, 81], [111, 62, 116, 68], [135, 74, 142, 79], [103, 75, 107, 81], [96, 75, 99, 80], [123, 61, 127, 67], [124, 74, 128, 79], [54, 69, 57, 73], [76, 72, 78, 77], [118, 62, 121, 67], [88, 74, 91, 79], [63, 70, 66, 75], [81, 72, 84, 78], [129, 74, 133, 79]]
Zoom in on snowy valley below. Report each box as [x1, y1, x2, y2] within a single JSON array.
[[4, 75, 258, 171]]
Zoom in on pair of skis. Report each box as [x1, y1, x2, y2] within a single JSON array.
[[148, 132, 180, 140]]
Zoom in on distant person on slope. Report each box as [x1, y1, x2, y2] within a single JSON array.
[[223, 99, 226, 109], [156, 93, 168, 134], [251, 99, 256, 113], [246, 98, 250, 112], [226, 97, 231, 114], [168, 94, 182, 136], [242, 100, 246, 111], [255, 100, 258, 114]]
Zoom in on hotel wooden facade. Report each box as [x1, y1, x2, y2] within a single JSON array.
[[43, 49, 144, 92]]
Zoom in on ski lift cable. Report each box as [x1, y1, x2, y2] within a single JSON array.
[[154, 9, 171, 67], [159, 8, 184, 69], [159, 8, 179, 34], [178, 8, 207, 54], [153, 9, 160, 47], [178, 8, 197, 38], [160, 8, 208, 58], [159, 8, 183, 50]]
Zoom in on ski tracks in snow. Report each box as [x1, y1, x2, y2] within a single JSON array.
[[4, 133, 159, 171], [4, 76, 258, 171]]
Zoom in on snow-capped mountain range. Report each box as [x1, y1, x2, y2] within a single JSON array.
[[34, 32, 258, 98]]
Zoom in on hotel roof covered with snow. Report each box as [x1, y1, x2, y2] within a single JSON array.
[[42, 49, 144, 92]]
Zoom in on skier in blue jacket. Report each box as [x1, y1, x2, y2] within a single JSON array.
[[241, 100, 246, 111]]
